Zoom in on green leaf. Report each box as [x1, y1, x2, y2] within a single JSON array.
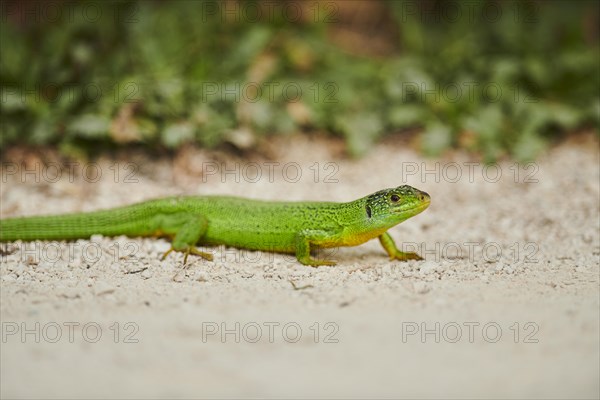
[[67, 114, 111, 139], [421, 122, 452, 156], [335, 112, 383, 157], [512, 131, 546, 162], [387, 105, 427, 129], [162, 122, 194, 148]]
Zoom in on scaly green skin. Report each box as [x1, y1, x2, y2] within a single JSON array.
[[0, 186, 430, 266]]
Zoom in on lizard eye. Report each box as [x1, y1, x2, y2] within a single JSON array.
[[390, 194, 400, 203]]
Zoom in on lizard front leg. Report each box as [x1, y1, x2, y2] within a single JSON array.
[[378, 232, 423, 261], [295, 229, 338, 267]]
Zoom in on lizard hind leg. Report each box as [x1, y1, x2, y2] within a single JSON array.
[[157, 213, 213, 264], [160, 246, 213, 264]]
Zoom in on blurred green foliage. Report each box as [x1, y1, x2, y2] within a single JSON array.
[[1, 0, 598, 160]]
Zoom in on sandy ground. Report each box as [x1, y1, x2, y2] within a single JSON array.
[[1, 136, 599, 399]]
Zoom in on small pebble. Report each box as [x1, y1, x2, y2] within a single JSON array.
[[419, 261, 437, 275], [152, 241, 171, 254], [26, 256, 39, 266], [6, 262, 22, 272], [433, 298, 447, 306], [110, 263, 122, 272], [90, 234, 104, 243], [172, 270, 186, 282], [413, 281, 430, 294], [575, 265, 587, 273], [57, 287, 81, 299], [141, 268, 153, 279], [402, 269, 414, 278], [94, 281, 116, 296], [352, 270, 365, 280], [196, 272, 209, 282]]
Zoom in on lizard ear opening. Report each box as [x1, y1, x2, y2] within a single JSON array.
[[366, 205, 372, 218]]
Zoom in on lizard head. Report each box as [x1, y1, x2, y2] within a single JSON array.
[[364, 185, 430, 226]]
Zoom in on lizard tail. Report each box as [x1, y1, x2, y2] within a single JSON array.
[[0, 203, 156, 242]]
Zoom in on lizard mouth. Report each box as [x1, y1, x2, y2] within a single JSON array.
[[402, 197, 430, 214]]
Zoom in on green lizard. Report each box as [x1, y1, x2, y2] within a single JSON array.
[[0, 185, 430, 266]]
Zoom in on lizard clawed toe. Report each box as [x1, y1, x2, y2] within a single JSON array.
[[161, 246, 213, 264]]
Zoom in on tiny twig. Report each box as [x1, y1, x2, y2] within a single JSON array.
[[289, 280, 314, 291], [125, 267, 148, 274]]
